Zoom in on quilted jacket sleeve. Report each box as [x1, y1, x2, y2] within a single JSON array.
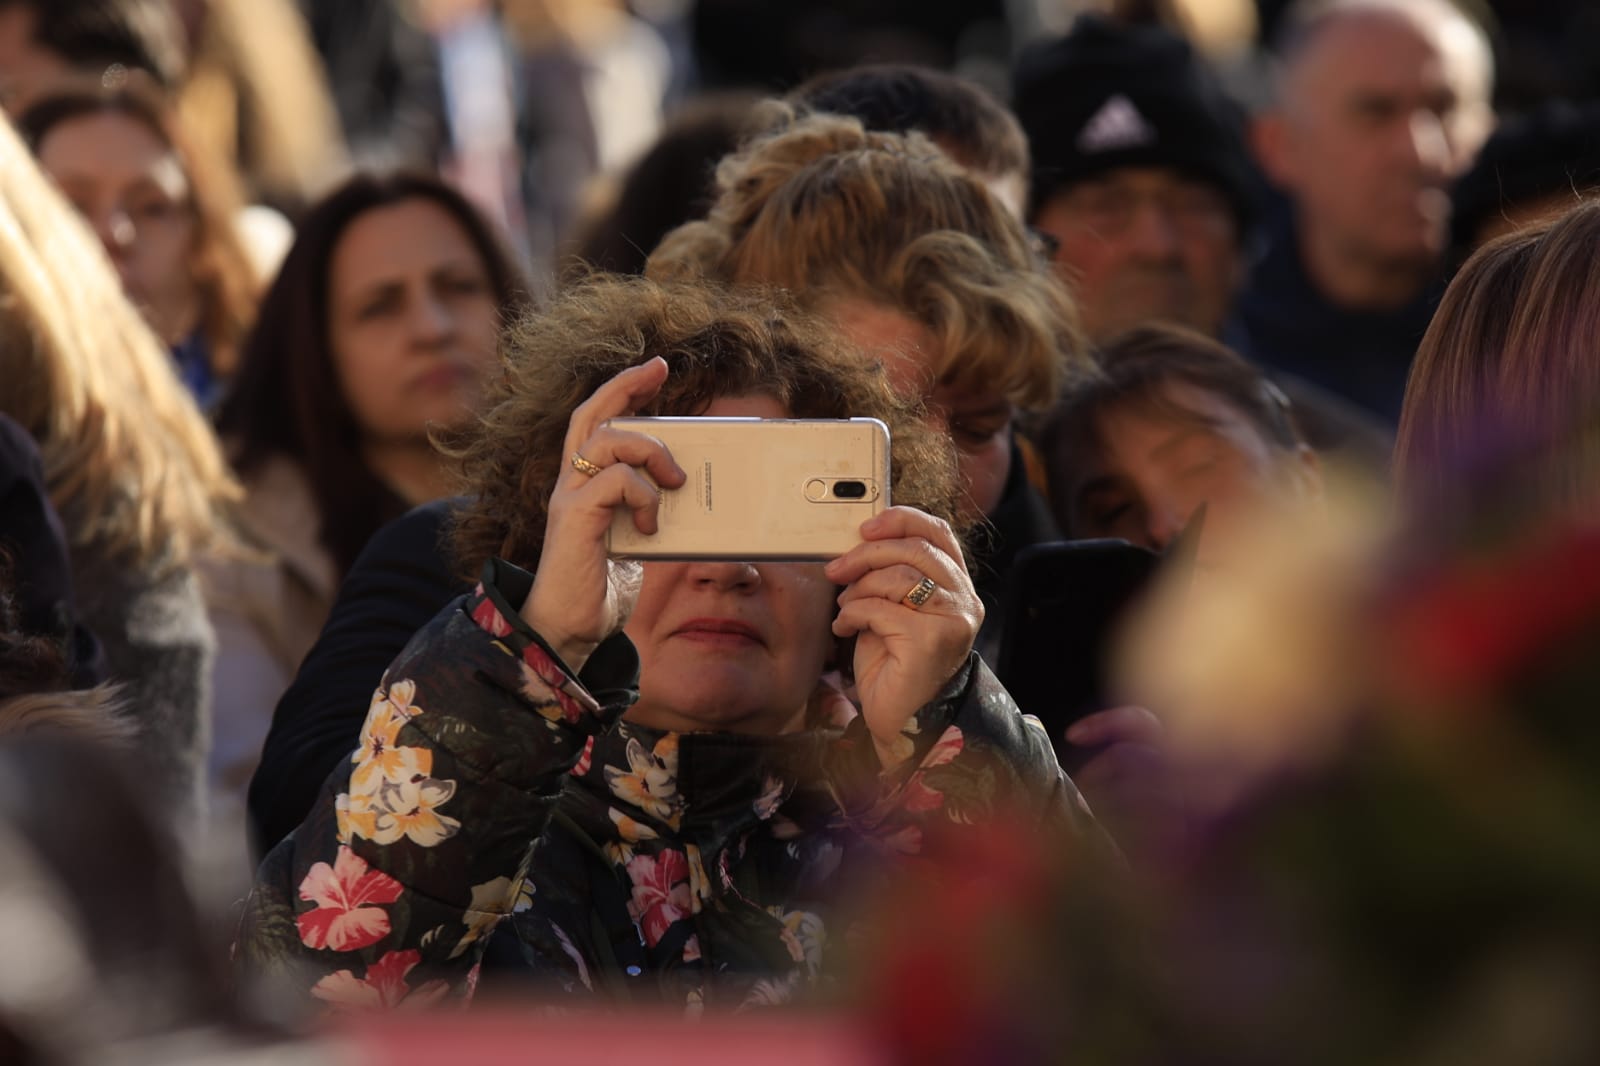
[[234, 560, 638, 1015], [827, 652, 1099, 855]]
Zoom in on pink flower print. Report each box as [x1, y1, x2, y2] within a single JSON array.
[[296, 845, 404, 952], [470, 592, 515, 639], [570, 735, 595, 777], [624, 849, 691, 948], [901, 726, 965, 814], [879, 823, 924, 856], [752, 774, 785, 821], [310, 949, 450, 1012], [518, 642, 589, 723]]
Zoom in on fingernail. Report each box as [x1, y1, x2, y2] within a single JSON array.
[[1065, 722, 1089, 743]]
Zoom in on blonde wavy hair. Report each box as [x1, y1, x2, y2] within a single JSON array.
[[445, 275, 963, 575], [0, 113, 239, 568], [648, 105, 1086, 413]]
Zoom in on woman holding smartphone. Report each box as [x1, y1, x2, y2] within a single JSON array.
[[235, 276, 1093, 1011]]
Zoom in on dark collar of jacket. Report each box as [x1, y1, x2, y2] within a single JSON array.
[[969, 432, 1062, 665], [1227, 204, 1443, 426]]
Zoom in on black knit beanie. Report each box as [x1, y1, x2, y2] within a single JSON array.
[[1012, 15, 1258, 229]]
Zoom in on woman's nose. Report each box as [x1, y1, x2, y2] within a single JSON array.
[[1144, 500, 1188, 551], [95, 208, 136, 256], [684, 561, 762, 591], [410, 292, 458, 345]]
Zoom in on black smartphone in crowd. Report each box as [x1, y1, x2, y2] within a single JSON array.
[[997, 511, 1202, 770]]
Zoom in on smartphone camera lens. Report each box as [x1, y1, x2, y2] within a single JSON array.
[[832, 480, 868, 499]]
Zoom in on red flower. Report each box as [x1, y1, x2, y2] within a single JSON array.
[[521, 641, 586, 722], [296, 846, 404, 952], [901, 727, 964, 814], [310, 949, 450, 1012], [624, 850, 691, 947], [570, 735, 595, 777], [470, 590, 514, 639], [1385, 526, 1600, 695]]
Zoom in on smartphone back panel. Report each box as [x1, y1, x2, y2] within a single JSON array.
[[603, 417, 890, 561]]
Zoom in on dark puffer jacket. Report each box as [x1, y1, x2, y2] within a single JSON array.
[[236, 560, 1094, 1012]]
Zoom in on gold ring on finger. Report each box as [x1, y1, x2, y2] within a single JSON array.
[[901, 576, 938, 609], [570, 452, 604, 478]]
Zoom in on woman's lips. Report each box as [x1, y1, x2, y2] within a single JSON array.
[[672, 618, 764, 647], [408, 364, 468, 394]]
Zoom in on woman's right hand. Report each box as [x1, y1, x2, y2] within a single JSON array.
[[518, 357, 684, 671]]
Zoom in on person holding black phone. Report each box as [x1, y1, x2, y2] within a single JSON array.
[[1021, 323, 1327, 856]]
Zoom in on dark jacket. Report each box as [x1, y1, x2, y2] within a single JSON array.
[[1228, 207, 1441, 427], [250, 462, 1065, 857], [248, 500, 466, 854], [970, 435, 1061, 665], [236, 560, 1093, 1010], [0, 414, 105, 686], [68, 539, 212, 824]]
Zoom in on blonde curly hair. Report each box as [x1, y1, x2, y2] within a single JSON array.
[[648, 104, 1087, 414], [445, 274, 963, 575]]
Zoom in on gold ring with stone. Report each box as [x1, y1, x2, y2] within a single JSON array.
[[902, 576, 938, 609], [570, 452, 604, 478]]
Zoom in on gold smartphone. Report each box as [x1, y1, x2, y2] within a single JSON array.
[[603, 417, 891, 561]]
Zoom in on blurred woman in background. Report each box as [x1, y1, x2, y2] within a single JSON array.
[[648, 106, 1086, 663], [1042, 324, 1325, 566], [19, 78, 260, 408], [207, 173, 525, 810], [1395, 199, 1600, 520], [0, 111, 238, 826]]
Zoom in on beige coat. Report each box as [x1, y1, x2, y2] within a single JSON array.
[[202, 456, 337, 803]]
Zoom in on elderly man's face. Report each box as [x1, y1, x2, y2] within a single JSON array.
[[1034, 166, 1243, 342], [1260, 6, 1493, 268]]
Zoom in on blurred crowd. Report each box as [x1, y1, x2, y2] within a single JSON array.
[[3, 0, 1600, 1062]]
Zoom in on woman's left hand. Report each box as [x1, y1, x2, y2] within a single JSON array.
[[825, 507, 982, 769]]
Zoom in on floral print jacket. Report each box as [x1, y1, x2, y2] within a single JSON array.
[[236, 560, 1096, 1013]]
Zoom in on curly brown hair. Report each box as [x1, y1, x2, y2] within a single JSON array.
[[648, 105, 1087, 414], [445, 275, 963, 576]]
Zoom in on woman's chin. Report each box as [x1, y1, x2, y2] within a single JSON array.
[[633, 675, 807, 735]]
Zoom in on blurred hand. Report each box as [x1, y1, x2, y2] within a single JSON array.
[[825, 507, 982, 769], [1067, 706, 1186, 860], [519, 357, 685, 670]]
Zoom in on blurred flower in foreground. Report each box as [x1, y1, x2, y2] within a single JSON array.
[[1114, 469, 1391, 814]]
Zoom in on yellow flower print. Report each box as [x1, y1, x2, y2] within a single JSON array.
[[603, 807, 660, 866], [450, 876, 513, 958], [767, 908, 827, 974], [685, 843, 713, 909], [386, 679, 420, 713], [881, 715, 921, 772], [335, 789, 379, 844], [350, 681, 432, 794], [603, 735, 680, 825], [369, 776, 461, 847]]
